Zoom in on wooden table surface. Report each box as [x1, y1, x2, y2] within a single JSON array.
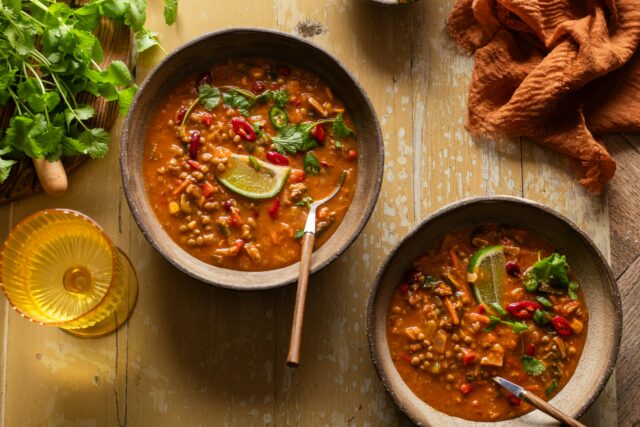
[[0, 0, 631, 425]]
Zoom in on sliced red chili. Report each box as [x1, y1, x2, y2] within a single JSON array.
[[476, 304, 486, 314], [231, 117, 256, 141], [506, 300, 541, 320], [266, 151, 289, 166], [526, 343, 536, 356], [201, 113, 213, 127], [462, 351, 476, 366], [460, 383, 473, 395], [189, 131, 201, 159], [552, 315, 573, 336], [201, 181, 215, 198], [186, 160, 201, 170], [310, 124, 326, 143], [228, 213, 243, 227], [268, 198, 280, 219]]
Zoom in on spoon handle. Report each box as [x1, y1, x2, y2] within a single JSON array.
[[286, 232, 315, 367], [523, 391, 586, 427]]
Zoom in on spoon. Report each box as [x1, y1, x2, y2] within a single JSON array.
[[287, 171, 347, 367], [492, 377, 586, 427]]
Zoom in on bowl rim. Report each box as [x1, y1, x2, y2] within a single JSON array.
[[366, 195, 622, 424], [120, 27, 384, 290]]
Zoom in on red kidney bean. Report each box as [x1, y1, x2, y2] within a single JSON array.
[[189, 131, 201, 159], [222, 200, 232, 211], [506, 301, 541, 319], [176, 106, 187, 123], [552, 315, 573, 336], [252, 81, 266, 94], [277, 65, 290, 77], [508, 396, 522, 406], [526, 343, 536, 356], [231, 117, 256, 141], [310, 124, 326, 143], [268, 198, 280, 219], [398, 283, 410, 293], [346, 149, 358, 161], [197, 71, 212, 87], [476, 304, 486, 314], [505, 260, 521, 277], [266, 151, 289, 166]]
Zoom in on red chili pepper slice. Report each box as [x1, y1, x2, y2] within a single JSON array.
[[506, 300, 541, 320], [310, 124, 326, 143], [266, 151, 289, 166], [201, 113, 213, 127], [552, 315, 573, 336], [189, 131, 201, 159], [476, 304, 486, 314], [228, 212, 243, 227], [526, 343, 536, 356], [201, 181, 215, 198], [268, 198, 280, 219], [186, 160, 201, 170], [459, 383, 473, 395], [231, 117, 256, 141], [462, 351, 476, 366]]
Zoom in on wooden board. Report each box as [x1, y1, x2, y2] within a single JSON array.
[[0, 1, 617, 425]]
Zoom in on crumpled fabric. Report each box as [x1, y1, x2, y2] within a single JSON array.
[[447, 0, 640, 193]]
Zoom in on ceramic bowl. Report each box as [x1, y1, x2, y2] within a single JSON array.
[[121, 29, 383, 290], [365, 0, 421, 5], [367, 196, 621, 426]]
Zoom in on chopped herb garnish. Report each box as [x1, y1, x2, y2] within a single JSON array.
[[331, 112, 353, 137], [303, 151, 320, 175], [521, 355, 546, 376], [533, 309, 549, 326], [535, 295, 553, 308], [223, 90, 250, 116], [568, 281, 580, 301], [545, 378, 559, 395], [164, 0, 178, 25], [489, 302, 507, 316], [294, 229, 304, 239], [198, 84, 221, 110], [334, 140, 343, 149], [483, 315, 528, 333], [295, 196, 314, 208], [524, 252, 571, 292]]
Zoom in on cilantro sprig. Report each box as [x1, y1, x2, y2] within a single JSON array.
[[483, 315, 529, 333], [0, 0, 177, 183], [521, 355, 545, 376]]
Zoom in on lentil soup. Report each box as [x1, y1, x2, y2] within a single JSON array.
[[386, 225, 588, 421], [143, 60, 358, 271]]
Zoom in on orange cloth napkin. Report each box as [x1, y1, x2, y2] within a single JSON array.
[[447, 0, 640, 193]]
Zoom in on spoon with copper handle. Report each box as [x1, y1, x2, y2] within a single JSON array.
[[492, 377, 586, 427], [287, 171, 346, 367]]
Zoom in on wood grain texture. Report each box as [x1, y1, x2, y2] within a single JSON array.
[[0, 0, 619, 426]]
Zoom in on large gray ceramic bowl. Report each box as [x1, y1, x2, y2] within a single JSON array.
[[121, 29, 383, 290], [367, 196, 621, 426]]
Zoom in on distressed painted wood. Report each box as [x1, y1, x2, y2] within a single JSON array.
[[0, 0, 620, 425]]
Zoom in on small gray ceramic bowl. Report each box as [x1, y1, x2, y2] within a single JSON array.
[[121, 29, 383, 290], [367, 196, 621, 426]]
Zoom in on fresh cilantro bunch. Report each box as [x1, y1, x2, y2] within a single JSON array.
[[0, 0, 177, 183]]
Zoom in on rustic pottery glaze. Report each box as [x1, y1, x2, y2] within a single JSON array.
[[367, 196, 621, 426], [121, 28, 383, 290]]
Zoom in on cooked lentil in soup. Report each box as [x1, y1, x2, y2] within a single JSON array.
[[386, 225, 588, 421], [143, 60, 358, 271]]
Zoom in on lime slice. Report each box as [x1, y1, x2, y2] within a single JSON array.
[[467, 245, 505, 309], [215, 154, 290, 199]]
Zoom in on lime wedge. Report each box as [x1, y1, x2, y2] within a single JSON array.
[[215, 154, 290, 199], [467, 245, 505, 309]]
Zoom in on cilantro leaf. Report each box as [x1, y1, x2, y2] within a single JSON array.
[[79, 128, 110, 159], [198, 84, 221, 111], [489, 302, 507, 316], [64, 105, 95, 127], [535, 295, 553, 308], [124, 0, 146, 32], [303, 151, 320, 175], [524, 253, 571, 292], [118, 86, 138, 116], [568, 281, 580, 301], [295, 196, 314, 208], [521, 355, 545, 376], [223, 90, 250, 116], [545, 378, 559, 395], [331, 112, 353, 137], [0, 146, 16, 183], [272, 123, 317, 155], [164, 0, 178, 25], [135, 29, 160, 53]]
